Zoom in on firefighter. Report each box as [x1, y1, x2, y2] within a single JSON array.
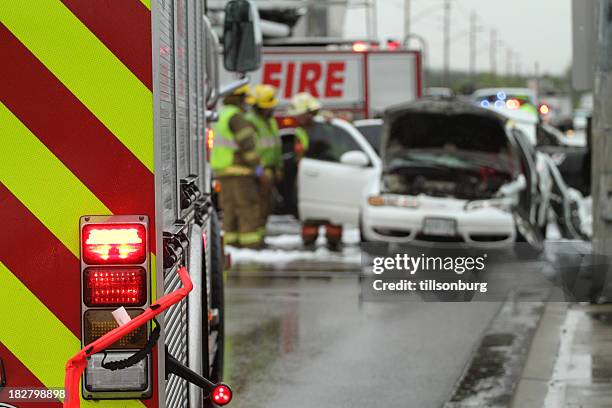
[[211, 85, 265, 249], [246, 84, 282, 236], [287, 92, 343, 251]]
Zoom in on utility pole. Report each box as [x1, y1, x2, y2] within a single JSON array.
[[372, 0, 378, 41], [506, 48, 513, 78], [592, 0, 612, 261], [469, 11, 477, 81], [404, 0, 411, 38], [490, 29, 497, 77], [443, 0, 451, 86]]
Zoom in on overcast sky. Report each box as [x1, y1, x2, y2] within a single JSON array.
[[344, 0, 572, 75]]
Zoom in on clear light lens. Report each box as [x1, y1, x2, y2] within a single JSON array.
[[84, 268, 147, 306], [464, 198, 514, 212], [82, 224, 146, 264], [84, 352, 148, 392]]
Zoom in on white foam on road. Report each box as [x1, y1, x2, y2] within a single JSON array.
[[227, 219, 362, 266]]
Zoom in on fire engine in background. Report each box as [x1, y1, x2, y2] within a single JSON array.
[[222, 39, 423, 119], [0, 0, 260, 407]]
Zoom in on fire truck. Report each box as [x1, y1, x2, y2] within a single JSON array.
[[221, 39, 424, 119], [0, 0, 260, 407]]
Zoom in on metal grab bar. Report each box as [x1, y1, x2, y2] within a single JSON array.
[[63, 267, 193, 408]]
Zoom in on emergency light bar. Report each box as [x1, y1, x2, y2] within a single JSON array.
[[79, 215, 151, 399]]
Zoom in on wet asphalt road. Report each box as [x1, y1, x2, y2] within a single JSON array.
[[219, 218, 592, 408], [223, 271, 501, 408]]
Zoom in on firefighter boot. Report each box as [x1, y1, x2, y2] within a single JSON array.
[[301, 222, 319, 249], [325, 223, 343, 252]]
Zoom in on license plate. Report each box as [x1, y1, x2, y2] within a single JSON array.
[[422, 218, 457, 236]]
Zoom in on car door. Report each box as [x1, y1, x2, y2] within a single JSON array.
[[298, 118, 380, 226]]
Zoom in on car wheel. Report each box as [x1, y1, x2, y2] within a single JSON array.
[[513, 208, 544, 260], [359, 215, 369, 244], [204, 209, 225, 408]]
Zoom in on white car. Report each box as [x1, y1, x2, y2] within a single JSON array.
[[360, 100, 552, 250], [298, 117, 381, 226]]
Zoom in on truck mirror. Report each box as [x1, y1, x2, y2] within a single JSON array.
[[202, 15, 220, 107], [223, 0, 262, 73]]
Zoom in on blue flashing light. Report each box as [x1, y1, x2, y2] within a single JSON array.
[[494, 100, 505, 109], [497, 91, 507, 100], [480, 100, 490, 108]]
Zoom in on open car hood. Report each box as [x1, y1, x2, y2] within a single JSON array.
[[380, 100, 520, 199]]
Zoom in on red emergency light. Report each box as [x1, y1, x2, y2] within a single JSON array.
[[83, 268, 147, 306], [212, 384, 233, 406], [82, 224, 146, 265], [387, 40, 401, 50], [277, 116, 297, 129]]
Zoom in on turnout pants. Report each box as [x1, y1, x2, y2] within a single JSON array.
[[218, 176, 262, 248], [258, 176, 274, 234]]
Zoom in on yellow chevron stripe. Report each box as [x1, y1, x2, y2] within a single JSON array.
[[0, 0, 154, 171], [140, 0, 151, 10], [0, 102, 110, 257], [0, 262, 146, 407], [0, 101, 158, 296]]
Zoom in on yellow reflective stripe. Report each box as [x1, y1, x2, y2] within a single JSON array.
[[224, 232, 239, 245], [0, 262, 145, 407], [243, 151, 259, 162], [235, 127, 256, 142], [0, 102, 158, 296], [0, 103, 110, 257], [216, 166, 255, 176], [0, 0, 154, 171], [150, 254, 157, 301], [140, 0, 151, 10], [239, 231, 262, 245]]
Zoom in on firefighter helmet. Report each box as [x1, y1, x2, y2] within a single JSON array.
[[233, 84, 251, 96], [248, 84, 280, 109], [287, 92, 322, 116]]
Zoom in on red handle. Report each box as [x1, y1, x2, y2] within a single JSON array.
[[63, 267, 193, 408]]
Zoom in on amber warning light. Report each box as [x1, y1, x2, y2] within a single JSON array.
[[82, 224, 146, 264]]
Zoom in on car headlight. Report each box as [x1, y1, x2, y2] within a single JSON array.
[[367, 195, 420, 208], [464, 197, 515, 212]]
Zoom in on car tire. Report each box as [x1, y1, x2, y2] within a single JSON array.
[[513, 208, 545, 260], [204, 209, 225, 408], [359, 215, 369, 244]]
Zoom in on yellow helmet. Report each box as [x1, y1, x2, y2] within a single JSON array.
[[287, 92, 322, 116], [248, 84, 280, 109], [233, 84, 250, 96]]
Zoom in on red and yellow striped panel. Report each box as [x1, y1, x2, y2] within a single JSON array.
[[0, 1, 157, 406]]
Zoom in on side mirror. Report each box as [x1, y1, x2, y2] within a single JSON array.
[[340, 150, 370, 167], [203, 15, 220, 108], [223, 0, 262, 73]]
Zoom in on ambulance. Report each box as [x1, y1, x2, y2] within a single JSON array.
[[0, 0, 260, 407]]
